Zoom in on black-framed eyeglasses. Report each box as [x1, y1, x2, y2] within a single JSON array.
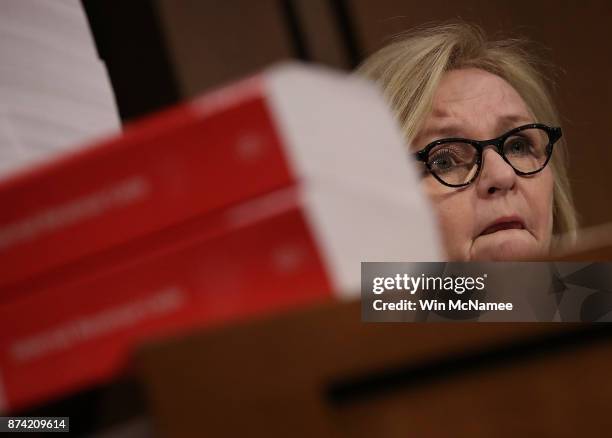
[[414, 123, 562, 188]]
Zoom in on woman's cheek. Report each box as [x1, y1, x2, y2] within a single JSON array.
[[523, 170, 554, 247], [434, 199, 473, 261], [421, 178, 473, 260]]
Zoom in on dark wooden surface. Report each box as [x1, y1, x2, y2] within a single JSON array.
[[136, 298, 611, 437]]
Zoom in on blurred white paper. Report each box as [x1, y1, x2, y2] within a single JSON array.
[[0, 0, 120, 180]]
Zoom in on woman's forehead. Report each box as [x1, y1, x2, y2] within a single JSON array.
[[432, 68, 531, 120], [416, 68, 533, 142]]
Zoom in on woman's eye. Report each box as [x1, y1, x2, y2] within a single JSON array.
[[429, 150, 458, 172], [505, 138, 531, 156]]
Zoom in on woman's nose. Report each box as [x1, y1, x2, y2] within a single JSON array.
[[476, 147, 517, 196]]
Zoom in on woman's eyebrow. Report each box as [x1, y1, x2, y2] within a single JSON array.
[[417, 124, 466, 142], [418, 114, 534, 142], [496, 114, 534, 130]]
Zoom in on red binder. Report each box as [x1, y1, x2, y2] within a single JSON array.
[[0, 76, 295, 297], [0, 187, 336, 411]]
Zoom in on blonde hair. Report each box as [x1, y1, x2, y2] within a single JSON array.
[[356, 22, 577, 237]]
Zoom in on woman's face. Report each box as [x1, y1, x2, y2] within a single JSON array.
[[412, 68, 554, 261]]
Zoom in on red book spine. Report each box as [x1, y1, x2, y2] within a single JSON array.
[[0, 78, 294, 296], [0, 189, 333, 412]]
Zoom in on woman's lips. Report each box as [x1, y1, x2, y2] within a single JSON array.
[[479, 218, 525, 236]]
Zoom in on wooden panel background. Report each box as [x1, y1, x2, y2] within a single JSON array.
[[155, 0, 295, 98]]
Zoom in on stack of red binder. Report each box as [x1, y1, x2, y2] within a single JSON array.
[[0, 64, 440, 412]]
